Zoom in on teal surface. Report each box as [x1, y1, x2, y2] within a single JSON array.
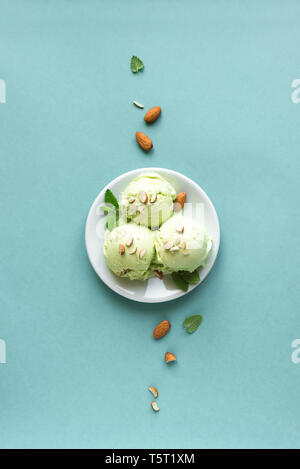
[[0, 0, 300, 449]]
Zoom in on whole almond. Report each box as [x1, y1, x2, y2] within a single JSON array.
[[153, 320, 171, 339], [174, 192, 186, 211], [144, 106, 161, 124], [136, 132, 153, 151]]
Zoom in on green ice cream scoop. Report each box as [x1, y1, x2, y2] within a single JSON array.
[[120, 172, 176, 228], [155, 215, 212, 272], [104, 223, 155, 280]]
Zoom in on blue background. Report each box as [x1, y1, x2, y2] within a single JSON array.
[[0, 0, 300, 449]]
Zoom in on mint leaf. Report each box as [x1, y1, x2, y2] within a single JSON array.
[[171, 272, 188, 292], [106, 213, 117, 232], [100, 205, 114, 215], [183, 315, 203, 334], [131, 56, 144, 73], [179, 270, 200, 285], [105, 189, 119, 209]]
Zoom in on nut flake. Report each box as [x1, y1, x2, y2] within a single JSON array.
[[139, 248, 146, 259], [139, 191, 148, 204], [133, 100, 144, 109], [175, 224, 184, 234], [126, 235, 133, 247], [154, 270, 163, 279], [149, 386, 158, 398], [150, 193, 157, 203], [151, 401, 160, 412]]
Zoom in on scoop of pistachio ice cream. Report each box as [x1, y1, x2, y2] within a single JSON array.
[[104, 223, 155, 280], [155, 215, 212, 272], [120, 172, 176, 228]]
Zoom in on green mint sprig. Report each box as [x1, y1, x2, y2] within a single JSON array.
[[183, 315, 203, 334], [101, 189, 119, 231], [131, 56, 144, 73], [171, 270, 200, 291]]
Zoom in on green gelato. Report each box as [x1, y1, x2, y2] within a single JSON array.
[[155, 215, 212, 272], [104, 223, 155, 280], [120, 172, 176, 228]]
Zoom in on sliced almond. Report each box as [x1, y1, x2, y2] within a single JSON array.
[[165, 352, 177, 363], [126, 235, 133, 247], [139, 248, 146, 259], [175, 224, 184, 234], [139, 190, 148, 204], [133, 100, 144, 109], [170, 246, 179, 253], [154, 270, 163, 279], [183, 249, 189, 255], [151, 401, 160, 412], [163, 241, 173, 250], [120, 269, 131, 277], [129, 247, 137, 255], [128, 197, 136, 204], [150, 193, 157, 203], [182, 241, 187, 249], [149, 386, 158, 398], [119, 244, 125, 255]]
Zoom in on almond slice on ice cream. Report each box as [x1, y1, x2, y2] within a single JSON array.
[[175, 224, 184, 233], [139, 190, 148, 204], [150, 193, 157, 203], [154, 270, 163, 279], [163, 241, 173, 250], [126, 235, 133, 247], [139, 248, 146, 259]]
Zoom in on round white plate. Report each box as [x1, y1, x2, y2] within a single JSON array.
[[85, 168, 220, 303]]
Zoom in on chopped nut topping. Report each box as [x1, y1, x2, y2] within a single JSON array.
[[139, 248, 146, 259], [183, 249, 189, 255], [150, 193, 157, 203], [163, 241, 173, 250], [175, 224, 184, 233], [154, 270, 163, 279], [129, 247, 137, 255], [120, 269, 131, 277], [126, 235, 133, 247], [119, 244, 125, 255], [138, 190, 148, 204], [128, 197, 136, 204], [170, 246, 180, 253]]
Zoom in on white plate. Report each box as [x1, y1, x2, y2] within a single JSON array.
[[85, 168, 220, 303]]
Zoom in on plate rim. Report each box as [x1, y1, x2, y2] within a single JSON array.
[[85, 167, 220, 303]]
